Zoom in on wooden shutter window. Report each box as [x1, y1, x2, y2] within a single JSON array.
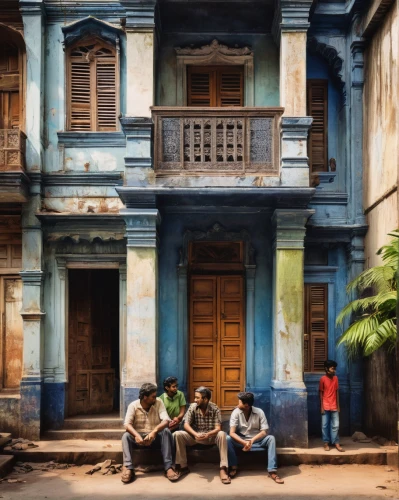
[[68, 42, 118, 131], [187, 66, 244, 107], [307, 80, 328, 173], [304, 283, 328, 372]]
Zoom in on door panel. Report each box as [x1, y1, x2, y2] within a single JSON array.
[[189, 275, 245, 410], [2, 278, 23, 389]]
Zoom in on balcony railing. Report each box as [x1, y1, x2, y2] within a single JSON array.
[[152, 107, 283, 175], [0, 129, 26, 171]]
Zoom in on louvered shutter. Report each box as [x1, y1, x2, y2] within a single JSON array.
[[188, 68, 214, 106], [307, 80, 328, 173], [96, 59, 117, 131], [218, 69, 243, 106], [68, 42, 117, 131], [187, 66, 244, 107], [69, 58, 92, 130], [304, 284, 328, 372]]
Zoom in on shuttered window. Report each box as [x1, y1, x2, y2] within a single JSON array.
[[188, 66, 244, 107], [307, 80, 328, 172], [304, 283, 328, 372], [67, 40, 118, 131]]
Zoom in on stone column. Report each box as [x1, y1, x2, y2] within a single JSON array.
[[120, 209, 160, 413], [19, 0, 45, 441], [273, 0, 313, 187], [270, 209, 314, 448], [122, 0, 156, 118]]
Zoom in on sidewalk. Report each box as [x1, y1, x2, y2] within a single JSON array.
[[0, 463, 398, 500]]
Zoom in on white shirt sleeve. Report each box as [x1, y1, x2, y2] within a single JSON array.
[[258, 409, 269, 431], [229, 408, 240, 429], [124, 402, 136, 428]]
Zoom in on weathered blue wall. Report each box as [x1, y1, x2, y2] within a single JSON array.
[[157, 34, 279, 107], [158, 210, 274, 417]]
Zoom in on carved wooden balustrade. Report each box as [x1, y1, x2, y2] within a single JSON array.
[[0, 129, 27, 171], [152, 107, 283, 175]]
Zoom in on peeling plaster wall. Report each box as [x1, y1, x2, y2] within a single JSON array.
[[156, 34, 279, 107], [363, 2, 398, 267]]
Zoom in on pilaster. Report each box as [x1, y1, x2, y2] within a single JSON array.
[[280, 117, 312, 187], [120, 208, 160, 413], [121, 1, 156, 117], [20, 0, 45, 172], [19, 190, 45, 440], [270, 209, 314, 448]]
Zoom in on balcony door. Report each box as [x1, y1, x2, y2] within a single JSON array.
[[187, 66, 244, 107], [0, 42, 20, 129]]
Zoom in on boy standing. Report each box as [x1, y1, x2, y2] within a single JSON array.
[[319, 360, 344, 452], [158, 376, 187, 432]]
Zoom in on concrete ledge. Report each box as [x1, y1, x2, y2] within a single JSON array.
[[0, 455, 15, 478], [6, 437, 397, 467]]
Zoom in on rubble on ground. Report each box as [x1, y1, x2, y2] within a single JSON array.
[[351, 431, 371, 443], [85, 459, 122, 475], [3, 438, 39, 451]]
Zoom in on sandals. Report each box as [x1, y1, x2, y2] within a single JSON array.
[[220, 467, 231, 484], [121, 467, 135, 484], [269, 471, 284, 484], [229, 467, 238, 479], [165, 468, 180, 482]]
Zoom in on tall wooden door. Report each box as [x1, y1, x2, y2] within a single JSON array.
[[189, 275, 245, 410], [0, 277, 23, 390], [68, 270, 119, 416]]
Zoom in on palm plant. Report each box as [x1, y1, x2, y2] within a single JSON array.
[[336, 230, 398, 357]]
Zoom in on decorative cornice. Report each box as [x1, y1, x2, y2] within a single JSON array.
[[36, 213, 126, 243], [19, 0, 45, 17], [61, 16, 123, 48], [0, 171, 31, 202], [44, 2, 125, 23], [272, 0, 313, 41], [43, 172, 123, 187], [272, 208, 315, 249], [57, 131, 126, 148], [175, 39, 253, 57], [19, 270, 44, 284], [121, 0, 156, 29], [120, 208, 160, 247]]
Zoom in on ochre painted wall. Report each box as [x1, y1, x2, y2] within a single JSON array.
[[363, 2, 398, 267]]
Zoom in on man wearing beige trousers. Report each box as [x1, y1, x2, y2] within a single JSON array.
[[174, 386, 230, 484]]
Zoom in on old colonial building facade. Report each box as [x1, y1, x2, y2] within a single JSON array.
[[0, 0, 396, 445]]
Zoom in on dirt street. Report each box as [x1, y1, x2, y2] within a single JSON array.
[[1, 463, 398, 500]]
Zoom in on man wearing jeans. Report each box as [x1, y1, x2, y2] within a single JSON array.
[[227, 392, 284, 484], [121, 382, 179, 484]]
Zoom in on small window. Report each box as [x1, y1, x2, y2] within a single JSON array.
[[67, 39, 118, 131], [304, 283, 328, 372], [307, 80, 328, 173], [187, 66, 244, 107]]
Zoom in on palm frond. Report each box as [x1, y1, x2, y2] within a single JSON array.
[[363, 318, 397, 356], [335, 291, 397, 326]]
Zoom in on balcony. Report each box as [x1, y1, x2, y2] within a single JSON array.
[[152, 107, 283, 176], [0, 129, 26, 171], [0, 129, 29, 203]]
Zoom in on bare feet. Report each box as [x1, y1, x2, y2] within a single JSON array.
[[220, 466, 231, 484]]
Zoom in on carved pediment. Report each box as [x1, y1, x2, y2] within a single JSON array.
[[175, 39, 253, 59]]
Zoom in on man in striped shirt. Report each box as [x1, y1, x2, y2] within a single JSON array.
[[121, 382, 179, 483]]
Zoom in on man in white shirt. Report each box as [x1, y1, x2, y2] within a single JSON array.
[[227, 391, 284, 484]]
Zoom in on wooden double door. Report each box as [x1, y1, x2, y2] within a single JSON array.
[[189, 275, 245, 410]]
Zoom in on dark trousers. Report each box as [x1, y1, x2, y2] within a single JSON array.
[[122, 429, 174, 471]]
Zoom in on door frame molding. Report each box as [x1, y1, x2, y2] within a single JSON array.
[[54, 255, 127, 418], [177, 223, 256, 394]]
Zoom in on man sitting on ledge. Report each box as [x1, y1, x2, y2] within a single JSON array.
[[174, 386, 231, 484], [121, 382, 179, 484], [227, 391, 284, 484]]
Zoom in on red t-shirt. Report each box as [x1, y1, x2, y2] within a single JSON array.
[[319, 375, 339, 411]]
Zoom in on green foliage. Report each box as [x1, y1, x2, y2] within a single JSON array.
[[336, 230, 398, 357]]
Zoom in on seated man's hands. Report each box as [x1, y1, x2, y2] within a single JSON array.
[[196, 432, 209, 441], [142, 431, 157, 446], [169, 418, 180, 430], [243, 439, 253, 452]]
